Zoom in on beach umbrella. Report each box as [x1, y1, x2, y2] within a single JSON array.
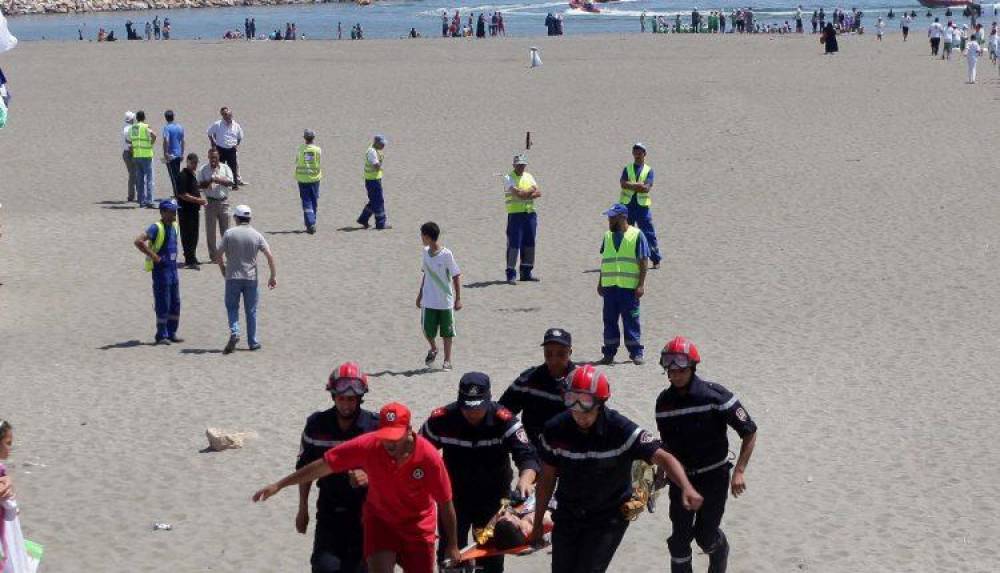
[[0, 9, 17, 53]]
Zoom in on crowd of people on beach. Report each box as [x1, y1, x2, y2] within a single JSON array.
[[440, 10, 506, 38]]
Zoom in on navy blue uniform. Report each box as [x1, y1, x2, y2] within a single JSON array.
[[539, 408, 661, 573], [421, 402, 539, 572], [655, 375, 757, 572], [297, 408, 379, 573], [146, 222, 180, 341], [497, 363, 573, 449]]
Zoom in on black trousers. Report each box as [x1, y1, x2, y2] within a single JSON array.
[[313, 512, 366, 573], [217, 145, 240, 182], [667, 466, 731, 572], [178, 208, 200, 264], [439, 496, 504, 572], [931, 37, 941, 55], [551, 514, 629, 573], [166, 157, 182, 196]]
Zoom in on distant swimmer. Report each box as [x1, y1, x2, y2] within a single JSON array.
[[504, 154, 541, 284], [357, 134, 389, 229]]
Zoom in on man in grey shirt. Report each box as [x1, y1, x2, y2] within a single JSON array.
[[214, 204, 277, 353]]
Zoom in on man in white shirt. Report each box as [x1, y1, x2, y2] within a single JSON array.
[[207, 106, 246, 186], [928, 18, 942, 56], [965, 38, 982, 83], [942, 23, 954, 60], [122, 111, 138, 202], [199, 148, 236, 261]]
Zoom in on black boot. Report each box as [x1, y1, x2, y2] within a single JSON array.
[[670, 556, 693, 573], [707, 532, 729, 573]]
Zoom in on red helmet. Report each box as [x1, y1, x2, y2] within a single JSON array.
[[567, 364, 611, 401], [660, 336, 701, 370], [326, 361, 369, 396]]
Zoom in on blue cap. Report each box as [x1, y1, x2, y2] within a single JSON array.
[[458, 371, 491, 408], [159, 198, 179, 211], [374, 134, 387, 144], [603, 203, 628, 218]]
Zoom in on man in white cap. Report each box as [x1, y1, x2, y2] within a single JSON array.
[[122, 111, 139, 202], [215, 204, 277, 354], [357, 134, 390, 230], [503, 154, 541, 284]]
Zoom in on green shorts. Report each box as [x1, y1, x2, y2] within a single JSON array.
[[422, 308, 455, 339]]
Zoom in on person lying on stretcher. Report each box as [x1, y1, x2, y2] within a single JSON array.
[[489, 502, 554, 550]]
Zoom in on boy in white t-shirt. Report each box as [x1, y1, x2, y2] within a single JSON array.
[[416, 221, 463, 370]]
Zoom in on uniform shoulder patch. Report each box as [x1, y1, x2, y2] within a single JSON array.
[[734, 407, 749, 422], [430, 407, 447, 418], [496, 407, 513, 422]]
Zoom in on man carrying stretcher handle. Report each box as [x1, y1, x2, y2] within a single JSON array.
[[528, 365, 703, 573], [254, 402, 461, 572]]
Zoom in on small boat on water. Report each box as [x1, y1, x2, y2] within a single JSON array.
[[569, 0, 601, 13]]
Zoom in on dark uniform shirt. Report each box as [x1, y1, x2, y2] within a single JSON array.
[[539, 408, 661, 522], [655, 375, 757, 473], [176, 168, 202, 211], [498, 363, 573, 448], [297, 408, 380, 518], [420, 401, 540, 504]]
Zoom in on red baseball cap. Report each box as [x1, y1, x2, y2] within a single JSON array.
[[374, 402, 411, 441]]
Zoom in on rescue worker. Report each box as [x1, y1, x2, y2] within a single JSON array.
[[253, 402, 462, 573], [295, 129, 323, 234], [421, 372, 539, 573], [296, 361, 379, 573], [132, 198, 181, 344], [129, 110, 157, 208], [357, 134, 390, 230], [529, 365, 703, 573], [655, 337, 758, 573], [503, 154, 541, 284], [618, 143, 661, 269], [498, 328, 574, 449], [597, 203, 649, 365]]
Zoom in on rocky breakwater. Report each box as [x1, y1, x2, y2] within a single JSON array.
[[4, 0, 341, 16]]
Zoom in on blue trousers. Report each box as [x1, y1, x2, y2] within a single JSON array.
[[357, 179, 387, 228], [627, 203, 661, 264], [134, 157, 155, 207], [152, 280, 180, 340], [506, 212, 537, 280], [225, 279, 259, 346], [602, 286, 642, 358], [298, 181, 320, 228]]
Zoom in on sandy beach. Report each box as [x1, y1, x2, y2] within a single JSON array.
[[1, 32, 999, 572]]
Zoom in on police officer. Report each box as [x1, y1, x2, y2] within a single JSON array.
[[597, 203, 650, 365], [295, 129, 323, 235], [132, 198, 181, 344], [618, 143, 661, 269], [357, 134, 390, 230], [503, 154, 541, 284], [296, 361, 380, 573], [529, 365, 703, 573], [498, 328, 574, 449], [421, 372, 539, 573], [655, 337, 758, 573]]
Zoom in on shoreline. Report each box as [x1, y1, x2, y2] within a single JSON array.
[[3, 0, 358, 16]]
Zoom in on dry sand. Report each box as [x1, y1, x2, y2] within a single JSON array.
[[0, 32, 998, 572]]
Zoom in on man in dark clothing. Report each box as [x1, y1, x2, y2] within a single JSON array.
[[175, 153, 205, 268], [499, 328, 573, 449]]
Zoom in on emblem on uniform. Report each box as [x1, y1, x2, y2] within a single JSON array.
[[386, 412, 397, 422], [735, 407, 748, 422], [412, 468, 425, 480], [552, 330, 561, 336], [640, 431, 654, 444], [516, 429, 528, 443], [468, 387, 479, 396]]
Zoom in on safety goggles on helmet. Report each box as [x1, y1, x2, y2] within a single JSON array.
[[564, 390, 600, 412], [330, 377, 367, 396], [660, 352, 694, 370]]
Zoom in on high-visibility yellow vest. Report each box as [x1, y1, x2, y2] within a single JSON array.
[[364, 147, 383, 181], [505, 171, 537, 214], [144, 221, 179, 271], [130, 123, 154, 159], [619, 163, 652, 207], [600, 226, 641, 289], [295, 144, 322, 183]]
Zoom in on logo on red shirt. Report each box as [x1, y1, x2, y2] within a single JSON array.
[[412, 468, 425, 480]]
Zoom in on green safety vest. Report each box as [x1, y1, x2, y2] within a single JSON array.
[[619, 163, 652, 207], [505, 170, 537, 214], [364, 147, 383, 181], [130, 123, 154, 159], [144, 221, 179, 271], [600, 226, 641, 289], [295, 144, 322, 183]]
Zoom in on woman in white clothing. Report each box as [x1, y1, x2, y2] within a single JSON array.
[[0, 420, 41, 573], [965, 38, 982, 83]]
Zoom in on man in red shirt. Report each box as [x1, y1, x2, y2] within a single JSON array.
[[254, 402, 461, 572]]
